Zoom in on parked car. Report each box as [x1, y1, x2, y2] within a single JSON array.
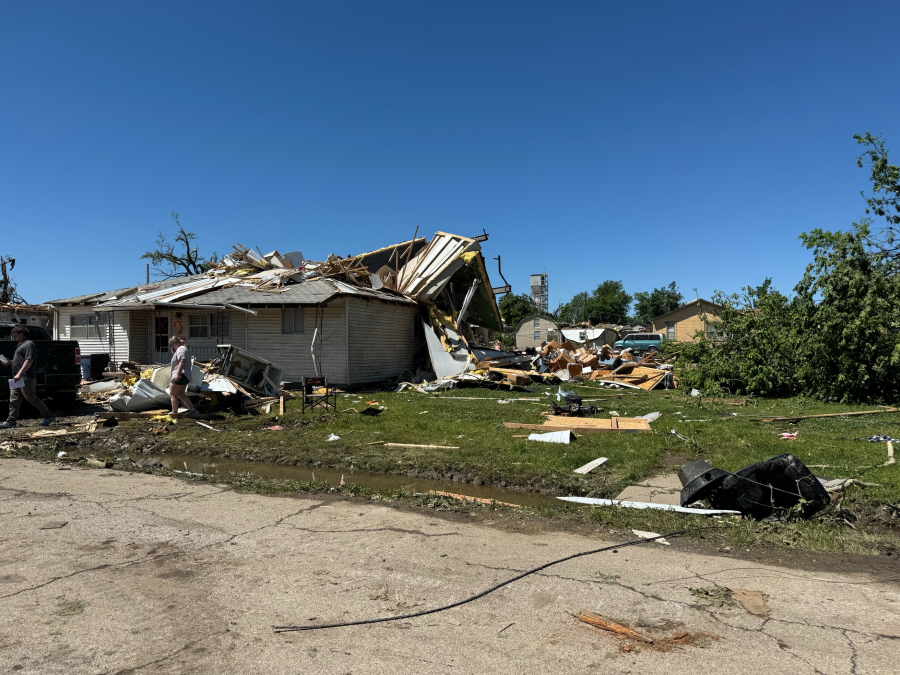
[[0, 324, 82, 411], [614, 332, 665, 354]]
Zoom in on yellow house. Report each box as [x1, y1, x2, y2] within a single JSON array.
[[651, 298, 722, 342]]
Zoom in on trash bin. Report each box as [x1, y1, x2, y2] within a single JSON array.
[[90, 353, 111, 380]]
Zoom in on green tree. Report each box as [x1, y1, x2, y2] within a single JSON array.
[[677, 134, 900, 402], [142, 211, 219, 279], [632, 282, 683, 323], [557, 281, 631, 325], [498, 293, 544, 329]]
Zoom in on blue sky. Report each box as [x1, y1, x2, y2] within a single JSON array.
[[2, 1, 898, 311]]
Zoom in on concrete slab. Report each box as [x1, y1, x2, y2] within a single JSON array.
[[615, 472, 683, 504], [0, 459, 897, 674]]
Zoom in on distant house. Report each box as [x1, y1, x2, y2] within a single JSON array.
[[514, 315, 559, 350], [651, 298, 723, 342], [550, 326, 615, 349]]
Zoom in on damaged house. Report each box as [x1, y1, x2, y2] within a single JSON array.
[[45, 232, 503, 386]]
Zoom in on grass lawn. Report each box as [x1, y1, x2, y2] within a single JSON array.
[[24, 382, 900, 555]]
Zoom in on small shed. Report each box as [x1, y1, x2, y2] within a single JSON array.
[[514, 315, 559, 350]]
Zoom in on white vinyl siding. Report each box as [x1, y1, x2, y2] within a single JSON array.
[[347, 298, 419, 385], [245, 302, 347, 383], [281, 308, 305, 334], [56, 307, 129, 369]]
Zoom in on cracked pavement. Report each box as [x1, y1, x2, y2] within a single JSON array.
[[0, 460, 898, 674]]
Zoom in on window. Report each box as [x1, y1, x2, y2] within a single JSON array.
[[533, 317, 540, 327], [534, 330, 541, 341], [282, 308, 305, 334], [212, 314, 230, 339], [189, 313, 230, 339], [666, 322, 675, 341], [70, 314, 106, 340], [189, 314, 209, 338]]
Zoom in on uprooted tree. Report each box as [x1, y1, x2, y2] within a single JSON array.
[[141, 212, 219, 279], [677, 133, 900, 403], [0, 255, 25, 304]]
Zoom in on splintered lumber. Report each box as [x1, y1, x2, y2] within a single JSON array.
[[504, 418, 651, 433], [750, 407, 900, 423], [504, 372, 532, 386], [384, 443, 460, 449], [577, 612, 654, 643], [96, 410, 198, 420], [428, 490, 521, 508]]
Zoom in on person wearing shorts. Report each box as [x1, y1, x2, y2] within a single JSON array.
[[168, 337, 199, 417]]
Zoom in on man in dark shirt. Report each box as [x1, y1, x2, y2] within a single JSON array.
[[1, 326, 53, 428]]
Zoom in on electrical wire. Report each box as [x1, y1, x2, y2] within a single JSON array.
[[273, 527, 720, 633]]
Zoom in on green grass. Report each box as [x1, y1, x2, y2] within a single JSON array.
[[151, 385, 900, 499], [22, 382, 900, 555]]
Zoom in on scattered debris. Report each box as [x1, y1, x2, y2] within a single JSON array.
[[731, 589, 770, 617], [867, 435, 900, 443], [631, 529, 670, 545], [750, 407, 900, 423], [527, 430, 576, 444], [384, 443, 459, 449], [505, 417, 651, 434], [779, 432, 797, 440], [689, 587, 734, 608], [427, 490, 521, 508], [573, 457, 608, 474], [678, 454, 830, 520], [577, 612, 654, 643], [557, 496, 740, 515], [326, 433, 340, 442], [39, 521, 69, 530]]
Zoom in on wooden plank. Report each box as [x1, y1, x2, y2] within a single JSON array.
[[504, 421, 651, 433], [574, 457, 608, 474], [750, 407, 900, 422], [279, 396, 285, 415], [383, 443, 460, 449]]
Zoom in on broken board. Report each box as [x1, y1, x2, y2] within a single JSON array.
[[504, 418, 651, 433]]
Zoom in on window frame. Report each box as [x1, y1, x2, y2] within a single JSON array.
[[281, 307, 305, 335], [533, 330, 541, 341], [70, 313, 107, 340], [189, 313, 210, 338]]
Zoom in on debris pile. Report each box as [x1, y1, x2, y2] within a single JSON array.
[[79, 347, 290, 415]]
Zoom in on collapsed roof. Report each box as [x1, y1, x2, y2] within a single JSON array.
[[47, 231, 502, 331]]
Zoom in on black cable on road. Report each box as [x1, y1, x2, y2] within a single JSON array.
[[274, 527, 719, 633]]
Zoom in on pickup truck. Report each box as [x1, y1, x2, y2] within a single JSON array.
[[0, 324, 82, 411]]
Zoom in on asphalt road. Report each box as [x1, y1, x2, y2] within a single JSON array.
[[0, 459, 898, 674]]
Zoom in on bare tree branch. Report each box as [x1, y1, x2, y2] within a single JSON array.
[[141, 211, 219, 280]]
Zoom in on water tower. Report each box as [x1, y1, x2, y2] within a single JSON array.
[[530, 273, 548, 313]]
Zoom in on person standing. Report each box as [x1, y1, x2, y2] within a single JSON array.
[[168, 337, 200, 417], [1, 326, 54, 429]]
